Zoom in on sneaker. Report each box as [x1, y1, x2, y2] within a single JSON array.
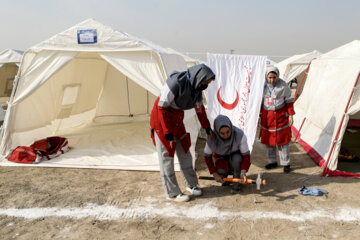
[[186, 186, 202, 196], [283, 165, 291, 173], [166, 194, 190, 202], [265, 163, 278, 169]]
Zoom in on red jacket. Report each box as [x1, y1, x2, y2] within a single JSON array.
[[260, 102, 295, 146], [150, 97, 210, 157]]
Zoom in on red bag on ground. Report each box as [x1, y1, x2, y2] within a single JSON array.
[[31, 136, 69, 160], [8, 146, 41, 164]]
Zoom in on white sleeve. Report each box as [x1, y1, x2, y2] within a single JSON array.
[[158, 83, 175, 107], [239, 134, 250, 155], [204, 143, 213, 156]]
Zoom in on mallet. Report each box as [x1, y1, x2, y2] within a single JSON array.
[[198, 173, 266, 190]]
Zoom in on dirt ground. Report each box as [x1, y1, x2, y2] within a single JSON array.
[[0, 134, 360, 240]]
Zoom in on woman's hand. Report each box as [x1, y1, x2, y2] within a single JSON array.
[[289, 115, 293, 126], [169, 140, 176, 149], [212, 172, 224, 183], [240, 170, 247, 183], [165, 133, 176, 149], [206, 128, 216, 139]]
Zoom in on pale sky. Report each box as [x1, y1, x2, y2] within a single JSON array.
[[1, 0, 359, 62]]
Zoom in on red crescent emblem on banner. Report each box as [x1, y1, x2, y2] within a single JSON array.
[[217, 87, 239, 110]]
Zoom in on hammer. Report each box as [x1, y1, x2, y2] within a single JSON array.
[[198, 173, 266, 190]]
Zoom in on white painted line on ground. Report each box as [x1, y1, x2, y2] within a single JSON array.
[[0, 202, 359, 222]]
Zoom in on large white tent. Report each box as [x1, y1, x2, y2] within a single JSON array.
[[0, 49, 23, 107], [276, 50, 322, 83], [292, 40, 360, 177], [0, 18, 201, 170]]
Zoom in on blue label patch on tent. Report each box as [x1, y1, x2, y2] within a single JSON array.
[[77, 29, 97, 44]]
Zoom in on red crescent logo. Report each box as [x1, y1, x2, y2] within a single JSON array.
[[217, 87, 239, 110]]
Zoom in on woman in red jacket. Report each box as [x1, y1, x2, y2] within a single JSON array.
[[260, 67, 295, 173], [204, 115, 251, 194], [150, 64, 215, 202]]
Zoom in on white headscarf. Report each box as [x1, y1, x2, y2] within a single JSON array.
[[265, 66, 280, 85]]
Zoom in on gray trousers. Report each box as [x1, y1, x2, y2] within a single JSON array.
[[266, 144, 290, 166], [216, 151, 242, 190], [155, 133, 198, 198]]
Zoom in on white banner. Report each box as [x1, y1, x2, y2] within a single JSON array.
[[206, 54, 266, 152]]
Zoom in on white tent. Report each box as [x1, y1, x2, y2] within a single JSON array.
[[166, 48, 202, 67], [0, 49, 23, 67], [0, 49, 23, 107], [0, 18, 201, 170], [292, 40, 360, 177], [276, 50, 322, 83]]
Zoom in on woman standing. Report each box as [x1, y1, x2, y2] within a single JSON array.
[[150, 64, 215, 202], [260, 66, 295, 173]]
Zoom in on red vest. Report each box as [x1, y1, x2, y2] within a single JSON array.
[[260, 104, 292, 146], [150, 97, 210, 157]]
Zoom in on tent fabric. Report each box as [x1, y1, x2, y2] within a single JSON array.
[[0, 49, 23, 65], [0, 18, 200, 171], [0, 49, 23, 107], [276, 50, 322, 83], [321, 40, 360, 59], [166, 48, 201, 67], [292, 40, 360, 177]]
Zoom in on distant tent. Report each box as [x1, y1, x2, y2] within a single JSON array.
[[292, 40, 360, 177], [0, 49, 23, 107], [276, 50, 322, 83], [0, 19, 201, 171], [0, 49, 23, 67], [166, 48, 202, 67]]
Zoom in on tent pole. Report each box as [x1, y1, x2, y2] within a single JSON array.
[[126, 76, 132, 117], [293, 58, 316, 102], [322, 72, 360, 176], [147, 91, 149, 114], [295, 117, 306, 142]]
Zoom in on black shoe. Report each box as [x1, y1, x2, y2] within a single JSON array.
[[265, 163, 278, 169], [283, 165, 291, 173], [221, 181, 231, 187]]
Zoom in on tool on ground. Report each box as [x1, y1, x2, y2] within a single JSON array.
[[198, 173, 266, 190]]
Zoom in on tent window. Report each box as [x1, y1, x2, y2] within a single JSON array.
[[61, 85, 80, 106], [5, 77, 14, 96], [57, 84, 81, 119]]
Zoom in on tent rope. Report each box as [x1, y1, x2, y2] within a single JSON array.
[[125, 77, 133, 117]]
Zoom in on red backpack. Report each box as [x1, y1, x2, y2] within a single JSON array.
[[8, 146, 41, 164], [31, 136, 69, 160], [8, 136, 69, 164]]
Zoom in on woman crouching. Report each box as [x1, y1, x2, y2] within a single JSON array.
[[204, 115, 251, 194]]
